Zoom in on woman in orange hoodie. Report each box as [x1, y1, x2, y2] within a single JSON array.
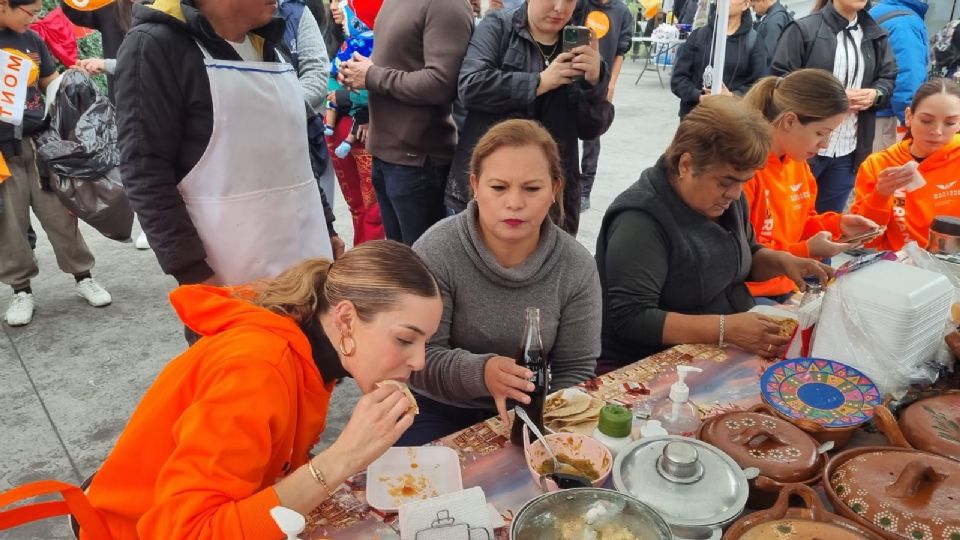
[[75, 241, 442, 539], [742, 69, 880, 300], [852, 79, 960, 251]]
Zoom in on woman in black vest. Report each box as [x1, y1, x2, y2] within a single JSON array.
[[595, 97, 831, 373], [771, 0, 897, 214]]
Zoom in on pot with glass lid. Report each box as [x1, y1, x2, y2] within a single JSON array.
[[510, 487, 673, 540]]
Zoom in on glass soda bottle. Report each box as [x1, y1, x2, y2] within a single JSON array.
[[510, 307, 549, 447]]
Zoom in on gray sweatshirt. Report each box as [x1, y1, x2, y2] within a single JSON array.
[[410, 201, 602, 409], [291, 7, 330, 116]]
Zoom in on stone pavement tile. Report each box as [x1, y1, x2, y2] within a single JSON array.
[[5, 302, 181, 480], [0, 333, 78, 539], [4, 231, 184, 480]]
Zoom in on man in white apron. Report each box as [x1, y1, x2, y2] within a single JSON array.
[[115, 0, 333, 290]]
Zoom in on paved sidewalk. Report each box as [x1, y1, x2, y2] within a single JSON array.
[[0, 59, 681, 539]]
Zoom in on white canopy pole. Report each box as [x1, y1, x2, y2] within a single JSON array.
[[710, 0, 730, 95]]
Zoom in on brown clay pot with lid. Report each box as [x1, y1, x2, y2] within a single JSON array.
[[824, 442, 960, 540], [723, 482, 882, 539], [697, 404, 829, 508], [874, 394, 960, 461]]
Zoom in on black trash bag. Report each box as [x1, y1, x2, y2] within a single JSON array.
[[35, 70, 132, 241]]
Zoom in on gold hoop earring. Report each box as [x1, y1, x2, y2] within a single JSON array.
[[339, 335, 356, 357]]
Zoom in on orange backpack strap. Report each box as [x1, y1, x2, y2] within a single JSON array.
[[0, 480, 111, 540]]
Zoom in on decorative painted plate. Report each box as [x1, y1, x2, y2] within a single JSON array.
[[760, 358, 881, 429]]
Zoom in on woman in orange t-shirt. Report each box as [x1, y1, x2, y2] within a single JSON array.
[[741, 70, 879, 300], [71, 241, 443, 540], [852, 79, 960, 251]]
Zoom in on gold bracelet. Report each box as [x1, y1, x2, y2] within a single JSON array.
[[307, 459, 330, 493], [718, 314, 726, 348]]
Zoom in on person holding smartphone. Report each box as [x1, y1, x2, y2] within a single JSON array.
[[574, 0, 633, 212], [445, 0, 614, 235], [741, 70, 879, 303], [851, 79, 960, 251], [770, 0, 897, 214]]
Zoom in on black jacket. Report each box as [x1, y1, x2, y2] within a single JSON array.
[[446, 7, 615, 231], [771, 3, 898, 168], [596, 157, 759, 366], [670, 9, 767, 117], [755, 2, 792, 64], [61, 1, 129, 101], [115, 0, 335, 284]]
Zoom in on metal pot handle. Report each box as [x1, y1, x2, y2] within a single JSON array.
[[873, 405, 914, 450]]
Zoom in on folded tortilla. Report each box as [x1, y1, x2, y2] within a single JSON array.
[[377, 380, 420, 416]]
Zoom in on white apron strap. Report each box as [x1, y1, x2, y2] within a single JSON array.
[[194, 38, 288, 64]]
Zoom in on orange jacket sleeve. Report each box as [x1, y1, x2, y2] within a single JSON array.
[[743, 177, 810, 256], [851, 159, 894, 229], [136, 353, 293, 540], [803, 211, 842, 239]]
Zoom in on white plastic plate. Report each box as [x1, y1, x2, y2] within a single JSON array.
[[365, 446, 463, 512]]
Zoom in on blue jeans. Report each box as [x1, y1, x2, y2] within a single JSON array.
[[396, 392, 496, 446], [371, 157, 449, 245], [809, 153, 856, 214]]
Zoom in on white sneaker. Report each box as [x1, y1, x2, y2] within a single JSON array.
[[76, 278, 112, 307], [134, 232, 150, 250], [5, 292, 35, 326]]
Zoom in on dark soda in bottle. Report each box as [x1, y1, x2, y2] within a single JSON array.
[[510, 307, 549, 447]]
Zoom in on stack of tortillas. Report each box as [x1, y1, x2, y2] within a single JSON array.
[[543, 389, 605, 436]]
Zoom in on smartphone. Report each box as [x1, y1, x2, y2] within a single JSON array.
[[838, 227, 886, 244], [562, 26, 592, 82]]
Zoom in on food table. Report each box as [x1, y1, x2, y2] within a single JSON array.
[[304, 343, 811, 539], [631, 36, 685, 88]]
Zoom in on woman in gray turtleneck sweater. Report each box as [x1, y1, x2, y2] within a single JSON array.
[[401, 119, 601, 445]]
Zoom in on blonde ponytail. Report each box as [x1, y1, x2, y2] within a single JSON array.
[[242, 240, 439, 325], [246, 259, 332, 324], [744, 70, 849, 125]]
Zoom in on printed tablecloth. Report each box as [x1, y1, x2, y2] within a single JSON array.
[[305, 343, 767, 539]]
